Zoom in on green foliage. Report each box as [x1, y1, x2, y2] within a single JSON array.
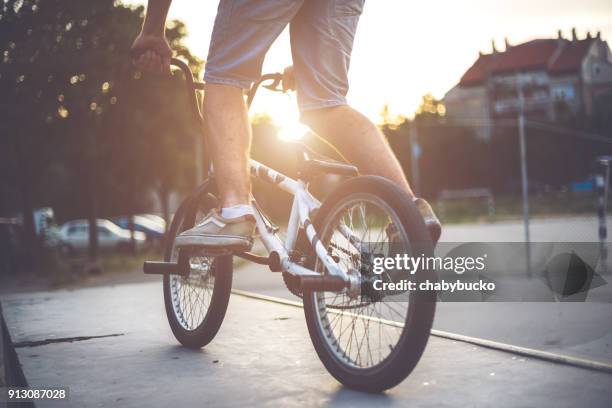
[[380, 91, 612, 200], [0, 0, 202, 224], [1, 0, 202, 266], [380, 97, 491, 199]]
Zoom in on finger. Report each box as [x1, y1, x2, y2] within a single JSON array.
[[147, 51, 158, 73], [150, 53, 159, 73], [138, 51, 149, 71], [136, 54, 147, 71], [283, 78, 295, 92], [162, 56, 172, 75], [153, 54, 162, 74], [144, 51, 155, 72], [131, 47, 145, 65], [140, 51, 150, 71]]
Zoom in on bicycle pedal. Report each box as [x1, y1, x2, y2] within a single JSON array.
[[143, 261, 186, 276]]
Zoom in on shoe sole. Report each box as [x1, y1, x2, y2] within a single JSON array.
[[174, 234, 253, 253]]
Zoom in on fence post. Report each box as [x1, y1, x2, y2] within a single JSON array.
[[487, 194, 495, 218], [595, 158, 610, 273], [518, 113, 531, 277]]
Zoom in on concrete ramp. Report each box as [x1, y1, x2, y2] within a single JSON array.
[[2, 281, 611, 407]]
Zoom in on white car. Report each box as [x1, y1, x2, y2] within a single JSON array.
[[137, 213, 167, 231], [58, 219, 146, 254]]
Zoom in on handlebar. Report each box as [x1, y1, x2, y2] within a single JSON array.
[[245, 72, 284, 107], [168, 58, 284, 121], [168, 58, 204, 123]]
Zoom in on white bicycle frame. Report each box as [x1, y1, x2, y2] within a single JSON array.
[[140, 61, 367, 295], [248, 159, 355, 283]]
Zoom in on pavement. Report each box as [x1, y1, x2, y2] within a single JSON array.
[[233, 263, 612, 363], [440, 214, 609, 242], [1, 215, 612, 407], [1, 278, 612, 407], [231, 215, 612, 365]]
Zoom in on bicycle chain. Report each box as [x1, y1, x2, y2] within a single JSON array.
[[282, 271, 303, 298]]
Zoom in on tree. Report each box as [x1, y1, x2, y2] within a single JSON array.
[[1, 0, 146, 264], [379, 95, 490, 199], [1, 0, 201, 267]]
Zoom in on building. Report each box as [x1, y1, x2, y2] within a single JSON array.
[[444, 29, 612, 138]]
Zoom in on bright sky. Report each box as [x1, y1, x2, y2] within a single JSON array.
[[124, 0, 612, 137]]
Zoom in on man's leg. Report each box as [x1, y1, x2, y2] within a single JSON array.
[[201, 0, 303, 209], [175, 0, 304, 250], [290, 0, 411, 193], [203, 84, 251, 208], [302, 105, 441, 243], [290, 0, 441, 244], [174, 83, 256, 251], [301, 106, 414, 198]]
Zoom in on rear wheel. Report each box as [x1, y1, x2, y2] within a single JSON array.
[[163, 196, 233, 349], [303, 176, 437, 392]]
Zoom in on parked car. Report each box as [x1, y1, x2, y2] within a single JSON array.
[[137, 214, 167, 230], [58, 219, 146, 254], [111, 215, 166, 244]]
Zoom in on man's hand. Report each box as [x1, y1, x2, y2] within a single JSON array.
[[282, 65, 296, 92], [131, 33, 172, 74]]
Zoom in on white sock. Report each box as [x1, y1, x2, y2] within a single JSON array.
[[221, 204, 254, 219]]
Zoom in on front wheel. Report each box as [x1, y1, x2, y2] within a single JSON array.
[[303, 176, 437, 392], [163, 194, 233, 349]]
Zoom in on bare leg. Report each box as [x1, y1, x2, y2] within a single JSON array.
[[301, 105, 415, 198], [203, 84, 252, 207]]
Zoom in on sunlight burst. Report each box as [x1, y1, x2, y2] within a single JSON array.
[[278, 121, 309, 141]]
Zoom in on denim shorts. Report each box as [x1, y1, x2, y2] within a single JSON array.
[[204, 0, 365, 112]]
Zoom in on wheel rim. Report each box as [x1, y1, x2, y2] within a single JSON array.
[[169, 217, 217, 331], [310, 194, 413, 370]]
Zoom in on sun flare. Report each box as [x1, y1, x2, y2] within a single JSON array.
[[277, 121, 309, 141]]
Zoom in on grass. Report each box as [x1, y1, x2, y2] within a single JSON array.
[[0, 247, 165, 293], [98, 248, 163, 275], [434, 192, 609, 224]]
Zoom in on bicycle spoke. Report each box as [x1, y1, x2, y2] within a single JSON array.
[[169, 219, 217, 331], [313, 196, 412, 369]]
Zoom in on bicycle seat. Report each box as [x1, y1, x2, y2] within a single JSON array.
[[299, 156, 358, 180], [294, 143, 358, 180]]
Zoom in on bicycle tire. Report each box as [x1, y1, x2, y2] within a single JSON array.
[[162, 195, 233, 349], [302, 176, 437, 392]]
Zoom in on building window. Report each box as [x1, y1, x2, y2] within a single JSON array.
[[552, 84, 574, 101], [594, 64, 601, 75]]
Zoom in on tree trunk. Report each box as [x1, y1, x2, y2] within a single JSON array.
[[14, 139, 38, 271], [158, 186, 170, 250], [158, 186, 170, 233], [19, 183, 37, 270], [87, 185, 99, 263], [128, 212, 136, 254], [85, 156, 100, 273]]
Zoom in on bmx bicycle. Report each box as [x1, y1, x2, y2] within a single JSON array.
[[143, 58, 437, 392]]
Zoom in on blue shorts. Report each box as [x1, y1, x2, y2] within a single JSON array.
[[204, 0, 365, 112]]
